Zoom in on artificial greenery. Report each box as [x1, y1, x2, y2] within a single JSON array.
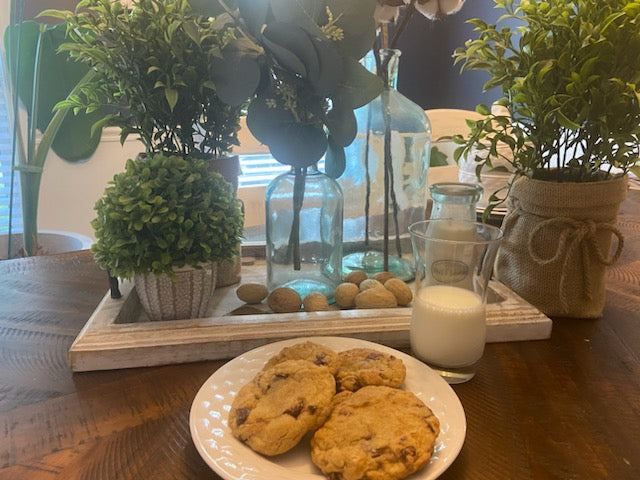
[[451, 0, 640, 210], [3, 14, 104, 256], [199, 0, 384, 171], [44, 0, 243, 158], [91, 154, 244, 279]]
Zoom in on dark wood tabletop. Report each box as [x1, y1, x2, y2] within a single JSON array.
[[1, 189, 639, 480]]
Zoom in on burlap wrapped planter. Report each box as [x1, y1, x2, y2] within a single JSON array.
[[496, 174, 628, 318], [134, 263, 217, 321]]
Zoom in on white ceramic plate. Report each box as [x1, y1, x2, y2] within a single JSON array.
[[189, 336, 466, 480]]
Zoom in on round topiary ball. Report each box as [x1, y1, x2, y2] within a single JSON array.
[[91, 153, 244, 279]]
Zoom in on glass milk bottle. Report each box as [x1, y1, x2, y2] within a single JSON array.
[[425, 183, 483, 286]]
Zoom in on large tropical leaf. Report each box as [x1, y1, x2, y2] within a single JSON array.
[[4, 21, 104, 162]]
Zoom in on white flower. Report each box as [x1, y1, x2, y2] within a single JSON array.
[[414, 0, 466, 20]]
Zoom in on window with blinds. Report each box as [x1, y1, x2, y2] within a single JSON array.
[[0, 60, 20, 235]]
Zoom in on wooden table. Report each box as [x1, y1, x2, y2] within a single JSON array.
[[1, 190, 639, 480]]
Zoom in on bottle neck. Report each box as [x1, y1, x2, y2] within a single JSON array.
[[377, 48, 401, 90], [429, 183, 484, 221], [288, 164, 320, 176]]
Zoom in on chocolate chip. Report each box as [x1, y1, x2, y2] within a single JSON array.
[[235, 407, 250, 426], [307, 404, 318, 414], [314, 353, 328, 366], [400, 446, 416, 462], [284, 400, 304, 418], [365, 352, 382, 361]]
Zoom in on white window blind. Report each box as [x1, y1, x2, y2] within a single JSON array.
[[0, 60, 20, 235]]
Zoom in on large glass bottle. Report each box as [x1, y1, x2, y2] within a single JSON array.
[[340, 49, 431, 281], [265, 164, 343, 299]]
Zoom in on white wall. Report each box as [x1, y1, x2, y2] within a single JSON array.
[[38, 129, 140, 238], [38, 123, 270, 239]]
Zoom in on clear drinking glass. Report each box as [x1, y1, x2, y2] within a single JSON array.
[[408, 220, 503, 383]]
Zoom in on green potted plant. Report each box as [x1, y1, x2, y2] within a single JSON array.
[[2, 11, 105, 257], [91, 153, 244, 320], [47, 0, 243, 162], [452, 0, 640, 317], [45, 0, 246, 285]]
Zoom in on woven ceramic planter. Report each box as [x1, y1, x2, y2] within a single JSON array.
[[496, 174, 628, 318], [134, 263, 217, 321]]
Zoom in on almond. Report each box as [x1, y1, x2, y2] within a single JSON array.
[[303, 292, 330, 312], [373, 271, 395, 284], [384, 278, 413, 306], [344, 270, 368, 286], [359, 278, 384, 291], [334, 282, 360, 309], [355, 287, 398, 309], [236, 283, 269, 304], [267, 287, 302, 313]]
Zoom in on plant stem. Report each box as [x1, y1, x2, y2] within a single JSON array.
[[382, 90, 392, 271], [288, 167, 306, 271]]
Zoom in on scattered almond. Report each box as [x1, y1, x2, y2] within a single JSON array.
[[334, 282, 360, 309], [236, 283, 269, 304], [355, 287, 398, 309], [384, 278, 413, 306], [359, 278, 384, 291], [373, 271, 395, 284], [344, 270, 368, 286], [267, 287, 302, 313], [302, 292, 330, 312]]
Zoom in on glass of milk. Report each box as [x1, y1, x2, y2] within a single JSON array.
[[408, 220, 503, 383]]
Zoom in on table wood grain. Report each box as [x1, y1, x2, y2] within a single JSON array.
[[1, 189, 639, 480]]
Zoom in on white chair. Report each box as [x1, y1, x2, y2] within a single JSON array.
[[424, 108, 485, 187]]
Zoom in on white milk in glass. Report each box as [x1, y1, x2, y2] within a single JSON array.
[[411, 284, 486, 367]]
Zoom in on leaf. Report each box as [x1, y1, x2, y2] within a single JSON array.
[[337, 58, 384, 109], [262, 21, 319, 78], [269, 0, 325, 36], [429, 146, 449, 167], [326, 0, 377, 59], [51, 109, 104, 162], [165, 88, 179, 111], [309, 35, 343, 95], [5, 21, 105, 162], [324, 136, 346, 179], [211, 42, 262, 106], [246, 93, 295, 145], [556, 110, 581, 130], [238, 0, 269, 37], [326, 102, 357, 147], [267, 124, 328, 167]]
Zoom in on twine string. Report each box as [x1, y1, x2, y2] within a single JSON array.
[[526, 217, 624, 311]]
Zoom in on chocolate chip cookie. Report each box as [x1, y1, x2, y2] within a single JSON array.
[[310, 385, 440, 480], [228, 359, 336, 456], [335, 348, 407, 392], [262, 341, 341, 375]]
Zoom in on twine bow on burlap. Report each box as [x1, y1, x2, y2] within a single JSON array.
[[527, 218, 624, 312]]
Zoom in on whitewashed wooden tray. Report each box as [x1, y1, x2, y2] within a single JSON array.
[[69, 260, 552, 372]]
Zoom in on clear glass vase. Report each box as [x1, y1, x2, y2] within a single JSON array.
[[340, 49, 431, 281], [266, 164, 343, 299]]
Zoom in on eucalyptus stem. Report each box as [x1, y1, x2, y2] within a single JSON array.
[[287, 167, 306, 271]]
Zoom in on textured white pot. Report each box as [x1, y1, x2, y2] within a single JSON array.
[[134, 263, 218, 321], [0, 230, 93, 259]]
